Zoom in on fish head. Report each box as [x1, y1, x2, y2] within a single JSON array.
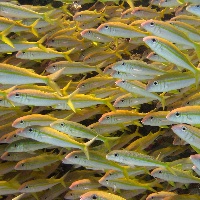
[[141, 114, 155, 125], [141, 19, 157, 32], [143, 36, 160, 51], [62, 151, 83, 165], [97, 23, 111, 35], [14, 161, 27, 170], [18, 182, 34, 193], [98, 113, 112, 124], [45, 63, 60, 73], [50, 120, 66, 131], [150, 167, 165, 179], [186, 4, 200, 15], [171, 124, 189, 139], [190, 154, 200, 167], [7, 90, 25, 104], [166, 109, 186, 123], [12, 117, 27, 128], [80, 191, 103, 200], [80, 29, 94, 39], [146, 79, 161, 92]]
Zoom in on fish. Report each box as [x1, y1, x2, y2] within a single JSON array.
[[0, 63, 62, 95], [143, 36, 200, 87], [17, 126, 96, 159], [106, 150, 175, 174], [0, 2, 53, 23], [80, 190, 126, 200]]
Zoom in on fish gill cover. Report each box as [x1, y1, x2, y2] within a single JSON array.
[[0, 0, 200, 199]]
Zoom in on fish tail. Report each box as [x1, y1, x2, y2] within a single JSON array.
[[46, 78, 62, 96], [59, 172, 68, 187], [36, 34, 48, 52], [83, 135, 98, 159], [166, 164, 176, 175], [194, 42, 200, 62], [67, 88, 80, 113], [29, 18, 39, 37], [63, 48, 75, 62], [0, 25, 14, 48], [43, 10, 54, 24], [122, 166, 130, 179], [103, 97, 116, 111], [102, 136, 120, 150], [195, 69, 200, 89], [159, 93, 166, 110]]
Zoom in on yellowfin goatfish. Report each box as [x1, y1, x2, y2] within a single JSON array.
[[186, 4, 200, 17], [141, 19, 200, 60], [106, 150, 175, 174], [63, 150, 129, 178], [50, 119, 119, 150], [143, 36, 200, 87], [12, 114, 58, 128], [0, 63, 62, 95], [171, 124, 200, 149], [151, 167, 200, 184], [80, 191, 126, 200], [18, 126, 96, 159], [16, 47, 74, 62], [97, 22, 148, 38], [18, 173, 68, 193], [0, 2, 53, 23], [166, 106, 200, 124]]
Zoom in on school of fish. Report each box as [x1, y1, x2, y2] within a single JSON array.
[[0, 0, 200, 199]]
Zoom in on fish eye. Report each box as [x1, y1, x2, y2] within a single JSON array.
[[121, 80, 126, 83], [25, 186, 29, 188], [15, 93, 20, 97], [150, 22, 155, 26], [104, 25, 109, 29], [22, 52, 25, 54], [7, 153, 10, 156], [52, 65, 56, 69], [122, 62, 125, 65], [153, 81, 158, 85], [106, 116, 110, 120], [121, 99, 125, 102], [51, 39, 55, 42], [14, 144, 17, 147], [158, 170, 162, 173], [182, 126, 187, 131], [60, 123, 65, 127], [78, 14, 82, 18], [117, 71, 120, 74], [151, 38, 157, 43], [92, 194, 97, 199], [114, 153, 119, 157], [14, 135, 17, 137], [74, 155, 78, 158], [81, 84, 85, 87], [196, 5, 200, 8], [20, 120, 24, 124], [21, 163, 25, 166], [175, 111, 180, 117], [28, 128, 33, 132], [88, 30, 91, 34], [150, 116, 154, 119]]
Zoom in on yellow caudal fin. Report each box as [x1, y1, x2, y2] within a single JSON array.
[[194, 42, 200, 62], [46, 70, 64, 96], [195, 69, 200, 89], [43, 10, 54, 24], [67, 88, 80, 113], [103, 96, 116, 111], [83, 135, 98, 159], [103, 136, 120, 151], [29, 18, 40, 37], [0, 25, 14, 48], [63, 48, 75, 62], [37, 34, 49, 52]]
